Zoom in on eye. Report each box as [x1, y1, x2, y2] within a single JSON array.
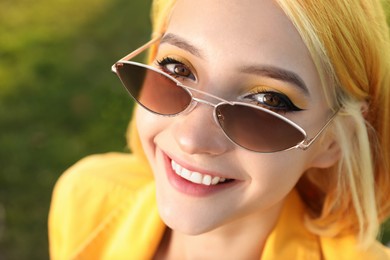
[[156, 57, 196, 81], [242, 91, 302, 112]]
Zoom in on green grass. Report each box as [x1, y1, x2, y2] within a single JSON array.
[[0, 1, 389, 259], [0, 0, 151, 259]]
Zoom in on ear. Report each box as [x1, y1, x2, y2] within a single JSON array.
[[309, 137, 341, 169]]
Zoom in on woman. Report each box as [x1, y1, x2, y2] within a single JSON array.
[[49, 0, 390, 259]]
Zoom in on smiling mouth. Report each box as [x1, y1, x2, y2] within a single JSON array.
[[171, 159, 233, 186]]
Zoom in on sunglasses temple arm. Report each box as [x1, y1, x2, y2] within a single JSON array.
[[299, 110, 340, 150], [111, 35, 162, 74]]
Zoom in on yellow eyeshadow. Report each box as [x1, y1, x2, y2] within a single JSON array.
[[246, 85, 309, 109], [155, 51, 196, 72], [157, 45, 309, 109], [156, 46, 192, 63]]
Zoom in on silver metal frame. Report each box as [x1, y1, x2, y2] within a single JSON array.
[[111, 36, 339, 153]]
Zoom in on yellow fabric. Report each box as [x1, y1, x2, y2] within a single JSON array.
[[49, 153, 165, 259], [48, 151, 390, 259]]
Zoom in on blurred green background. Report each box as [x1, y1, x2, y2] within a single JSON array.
[[0, 0, 151, 259], [0, 0, 389, 259]]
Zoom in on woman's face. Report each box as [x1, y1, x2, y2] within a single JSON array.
[[136, 0, 333, 234]]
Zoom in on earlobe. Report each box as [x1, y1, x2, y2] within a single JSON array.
[[309, 138, 341, 169]]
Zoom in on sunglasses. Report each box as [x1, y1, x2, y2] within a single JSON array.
[[112, 36, 338, 153]]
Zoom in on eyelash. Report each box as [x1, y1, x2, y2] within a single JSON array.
[[242, 87, 303, 113], [156, 57, 196, 81], [156, 57, 301, 113]]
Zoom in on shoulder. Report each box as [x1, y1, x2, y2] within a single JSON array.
[[50, 152, 154, 215], [51, 152, 154, 204], [57, 152, 153, 186], [48, 152, 160, 259], [267, 190, 390, 260], [320, 234, 390, 260]]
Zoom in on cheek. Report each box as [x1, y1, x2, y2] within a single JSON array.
[[239, 151, 310, 203], [135, 107, 165, 157]]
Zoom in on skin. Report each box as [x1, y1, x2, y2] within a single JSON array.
[[136, 0, 340, 258]]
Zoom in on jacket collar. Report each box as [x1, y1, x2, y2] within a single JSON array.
[[261, 190, 322, 259]]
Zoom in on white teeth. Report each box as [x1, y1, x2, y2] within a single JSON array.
[[171, 160, 230, 186], [211, 176, 220, 185], [181, 168, 191, 179], [202, 175, 212, 185], [190, 172, 203, 184]]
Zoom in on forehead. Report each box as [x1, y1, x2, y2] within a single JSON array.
[[164, 0, 321, 99], [166, 0, 306, 57]]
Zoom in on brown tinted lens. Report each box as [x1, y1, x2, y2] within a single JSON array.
[[116, 63, 192, 115], [216, 104, 305, 152]]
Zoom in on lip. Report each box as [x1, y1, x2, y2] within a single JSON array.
[[162, 151, 240, 197]]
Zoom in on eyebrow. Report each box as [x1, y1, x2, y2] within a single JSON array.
[[240, 65, 310, 95], [160, 33, 204, 59], [160, 33, 309, 95]]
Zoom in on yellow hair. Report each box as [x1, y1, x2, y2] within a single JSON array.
[[148, 0, 390, 248], [275, 0, 390, 247]]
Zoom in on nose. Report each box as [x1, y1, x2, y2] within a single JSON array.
[[173, 104, 233, 156]]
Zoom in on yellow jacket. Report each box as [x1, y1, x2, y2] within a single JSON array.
[[49, 120, 390, 259]]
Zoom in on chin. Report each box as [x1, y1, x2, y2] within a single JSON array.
[[155, 198, 225, 236], [162, 216, 216, 236]]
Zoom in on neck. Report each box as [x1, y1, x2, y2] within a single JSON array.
[[156, 200, 285, 260]]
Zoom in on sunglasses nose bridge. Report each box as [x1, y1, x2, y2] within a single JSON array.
[[192, 97, 218, 109], [185, 97, 222, 128]]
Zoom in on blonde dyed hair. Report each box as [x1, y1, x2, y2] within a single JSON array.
[[149, 0, 390, 248]]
